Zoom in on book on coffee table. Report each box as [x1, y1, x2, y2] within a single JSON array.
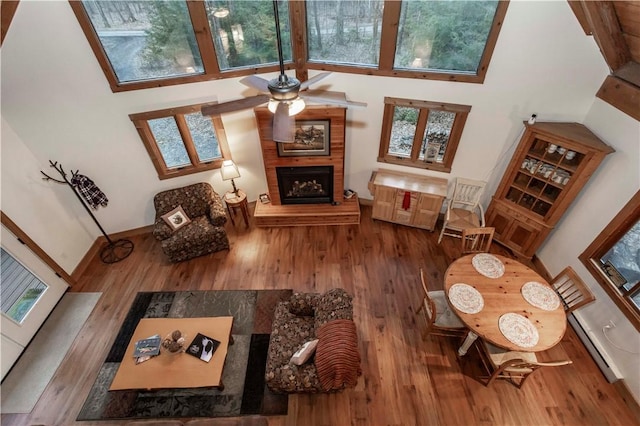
[[133, 334, 161, 358], [186, 333, 220, 362]]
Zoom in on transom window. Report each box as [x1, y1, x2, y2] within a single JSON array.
[[129, 103, 231, 180], [580, 190, 640, 331], [70, 0, 508, 92], [378, 97, 471, 173]]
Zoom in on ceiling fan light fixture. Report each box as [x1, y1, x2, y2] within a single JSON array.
[[212, 7, 229, 18], [267, 97, 305, 116]]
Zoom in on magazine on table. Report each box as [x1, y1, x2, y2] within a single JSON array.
[[133, 334, 161, 358], [186, 333, 220, 362]]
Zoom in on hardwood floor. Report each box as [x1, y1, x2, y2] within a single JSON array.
[[2, 204, 638, 426]]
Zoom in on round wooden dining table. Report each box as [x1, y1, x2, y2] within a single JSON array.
[[444, 253, 567, 356]]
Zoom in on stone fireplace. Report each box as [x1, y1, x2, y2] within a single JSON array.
[[276, 165, 334, 205]]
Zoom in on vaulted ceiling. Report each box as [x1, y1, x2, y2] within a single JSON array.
[[569, 0, 640, 121]]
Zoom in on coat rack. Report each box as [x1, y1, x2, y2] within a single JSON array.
[[41, 160, 133, 264]]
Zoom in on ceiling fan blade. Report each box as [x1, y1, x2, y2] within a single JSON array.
[[201, 94, 270, 116], [301, 90, 368, 107], [240, 75, 271, 93], [300, 72, 332, 90], [272, 102, 295, 143]]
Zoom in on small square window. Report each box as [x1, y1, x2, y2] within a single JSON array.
[[130, 103, 231, 180], [378, 97, 470, 172]]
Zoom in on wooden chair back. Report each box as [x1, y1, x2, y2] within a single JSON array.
[[450, 177, 486, 211], [476, 340, 572, 389], [438, 178, 487, 243], [416, 268, 438, 335], [550, 266, 595, 314], [487, 357, 573, 389], [461, 227, 495, 254], [415, 269, 465, 338]]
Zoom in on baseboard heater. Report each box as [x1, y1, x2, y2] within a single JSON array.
[[568, 313, 622, 383]]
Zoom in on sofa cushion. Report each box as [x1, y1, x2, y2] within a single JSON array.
[[288, 293, 319, 316], [314, 288, 353, 328], [314, 319, 361, 391], [159, 216, 229, 263], [265, 302, 322, 392]]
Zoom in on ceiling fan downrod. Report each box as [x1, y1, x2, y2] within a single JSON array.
[[268, 0, 300, 101]]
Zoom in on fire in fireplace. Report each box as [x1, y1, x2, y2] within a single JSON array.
[[276, 166, 334, 205]]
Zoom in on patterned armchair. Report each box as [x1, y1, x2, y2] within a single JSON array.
[[152, 182, 229, 263], [265, 288, 361, 393]]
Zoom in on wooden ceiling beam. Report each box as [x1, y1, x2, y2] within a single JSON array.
[[597, 74, 640, 121], [1, 1, 20, 46], [581, 0, 631, 72]]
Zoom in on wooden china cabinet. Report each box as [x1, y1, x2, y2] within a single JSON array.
[[486, 121, 614, 259]]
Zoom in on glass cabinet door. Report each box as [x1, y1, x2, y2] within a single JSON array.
[[505, 135, 584, 219]]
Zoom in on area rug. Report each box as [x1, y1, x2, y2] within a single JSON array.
[[1, 292, 102, 413], [77, 289, 291, 421]]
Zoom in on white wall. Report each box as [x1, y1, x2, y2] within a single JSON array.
[[538, 98, 640, 401], [0, 117, 95, 272], [2, 0, 638, 400]]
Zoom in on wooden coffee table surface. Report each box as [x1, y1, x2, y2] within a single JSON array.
[[109, 317, 233, 390]]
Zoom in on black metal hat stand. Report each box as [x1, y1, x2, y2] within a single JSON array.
[[41, 160, 133, 264]]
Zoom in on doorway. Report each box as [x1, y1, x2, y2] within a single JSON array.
[[1, 224, 69, 379]]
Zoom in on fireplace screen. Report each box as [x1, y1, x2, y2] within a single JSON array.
[[276, 166, 334, 205]]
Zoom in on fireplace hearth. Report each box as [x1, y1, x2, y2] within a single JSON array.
[[276, 166, 334, 205]]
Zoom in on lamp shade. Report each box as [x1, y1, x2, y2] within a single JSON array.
[[220, 160, 240, 181]]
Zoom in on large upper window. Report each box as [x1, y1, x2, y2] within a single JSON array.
[[71, 0, 508, 91], [306, 0, 384, 67], [580, 190, 640, 331], [129, 103, 231, 180], [393, 1, 499, 74], [71, 0, 290, 91], [378, 97, 470, 172]]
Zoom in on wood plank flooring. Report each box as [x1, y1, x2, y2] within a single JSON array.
[[2, 204, 638, 426]]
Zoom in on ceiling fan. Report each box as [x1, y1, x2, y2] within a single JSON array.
[[201, 0, 366, 143]]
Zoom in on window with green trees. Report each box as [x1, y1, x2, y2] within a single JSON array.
[[70, 0, 508, 92], [394, 1, 499, 73], [306, 0, 384, 67]]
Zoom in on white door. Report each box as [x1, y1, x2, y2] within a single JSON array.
[[1, 224, 69, 378]]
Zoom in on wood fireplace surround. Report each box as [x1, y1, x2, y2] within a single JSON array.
[[253, 106, 360, 226]]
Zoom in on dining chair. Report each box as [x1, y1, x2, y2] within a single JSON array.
[[415, 268, 466, 338], [550, 266, 596, 314], [475, 340, 573, 388], [438, 178, 487, 243], [461, 227, 495, 254]]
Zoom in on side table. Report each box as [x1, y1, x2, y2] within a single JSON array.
[[224, 190, 249, 227]]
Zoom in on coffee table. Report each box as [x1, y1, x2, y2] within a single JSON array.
[[109, 316, 234, 391]]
